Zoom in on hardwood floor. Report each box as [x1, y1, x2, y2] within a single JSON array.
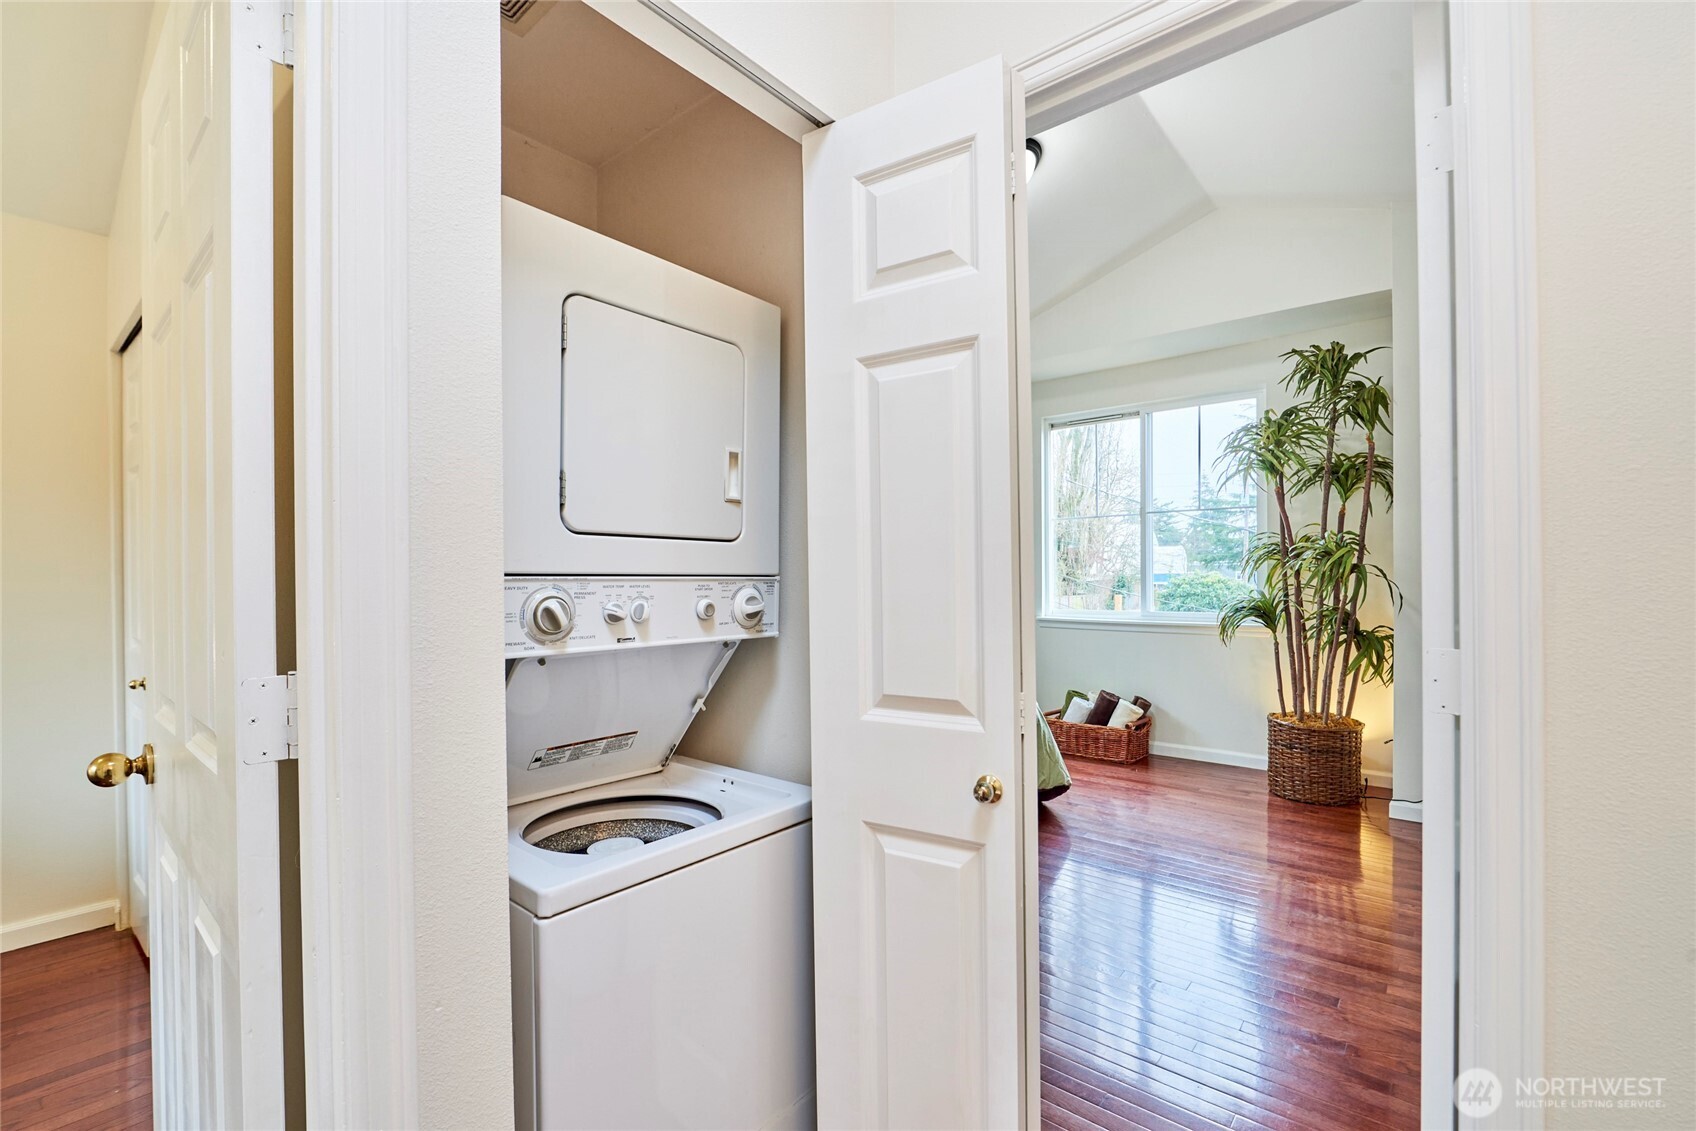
[[1, 929, 150, 1130], [1040, 756, 1421, 1131]]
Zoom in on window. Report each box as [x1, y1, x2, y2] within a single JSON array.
[[1044, 394, 1260, 621]]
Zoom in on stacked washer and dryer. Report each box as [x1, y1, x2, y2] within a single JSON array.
[[502, 197, 815, 1130]]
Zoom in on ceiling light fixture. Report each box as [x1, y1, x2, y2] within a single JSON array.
[[1024, 138, 1044, 181]]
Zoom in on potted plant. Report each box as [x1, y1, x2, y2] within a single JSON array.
[[1216, 342, 1397, 805]]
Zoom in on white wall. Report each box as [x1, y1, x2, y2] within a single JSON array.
[[1531, 3, 1696, 1124], [1034, 205, 1395, 378], [1034, 316, 1400, 782], [0, 213, 122, 950], [408, 6, 515, 1126]]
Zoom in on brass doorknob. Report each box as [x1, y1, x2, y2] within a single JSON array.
[[128, 677, 147, 690], [973, 774, 1003, 804], [87, 745, 154, 788]]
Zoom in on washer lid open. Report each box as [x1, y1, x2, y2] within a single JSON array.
[[505, 639, 735, 805]]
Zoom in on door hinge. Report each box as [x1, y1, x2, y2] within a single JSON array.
[[279, 1, 295, 68], [1009, 149, 1019, 197], [240, 672, 298, 764], [1018, 694, 1030, 735], [559, 471, 568, 508], [1425, 647, 1461, 715], [1421, 105, 1454, 175]]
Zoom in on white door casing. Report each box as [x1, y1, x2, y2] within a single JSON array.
[[803, 57, 1032, 1130], [139, 1, 286, 1125], [121, 339, 152, 956]]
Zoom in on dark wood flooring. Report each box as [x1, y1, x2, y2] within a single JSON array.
[[0, 764, 1416, 1131], [1039, 756, 1421, 1131], [1, 929, 151, 1130]]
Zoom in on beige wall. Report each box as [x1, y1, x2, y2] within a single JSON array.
[[596, 96, 811, 784], [1532, 3, 1696, 1124], [502, 126, 598, 229], [0, 212, 122, 949], [409, 6, 515, 1126]]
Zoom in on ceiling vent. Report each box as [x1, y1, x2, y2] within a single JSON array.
[[500, 0, 551, 36]]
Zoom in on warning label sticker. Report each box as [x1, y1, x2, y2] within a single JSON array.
[[527, 731, 638, 771]]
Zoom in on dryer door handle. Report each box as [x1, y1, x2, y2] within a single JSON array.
[[724, 448, 743, 503]]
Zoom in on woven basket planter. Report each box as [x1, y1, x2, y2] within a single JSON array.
[[1266, 713, 1363, 805], [1044, 697, 1153, 765]]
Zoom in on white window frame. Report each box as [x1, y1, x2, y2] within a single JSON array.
[[1039, 387, 1265, 629]]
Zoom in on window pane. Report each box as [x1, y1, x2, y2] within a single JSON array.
[[1050, 416, 1139, 521], [1151, 508, 1257, 612], [1149, 405, 1200, 511], [1052, 516, 1141, 613], [1201, 397, 1258, 506]]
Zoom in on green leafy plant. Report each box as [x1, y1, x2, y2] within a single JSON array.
[[1215, 343, 1398, 722], [1155, 571, 1255, 613]]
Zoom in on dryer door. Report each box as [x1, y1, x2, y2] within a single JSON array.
[[560, 296, 746, 542]]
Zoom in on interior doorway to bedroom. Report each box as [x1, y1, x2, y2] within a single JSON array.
[[1026, 5, 1426, 1127]]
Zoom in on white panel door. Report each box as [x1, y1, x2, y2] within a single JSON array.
[[138, 2, 286, 1126], [803, 57, 1033, 1130], [121, 340, 152, 956]]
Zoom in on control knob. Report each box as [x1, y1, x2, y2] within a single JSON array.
[[602, 601, 627, 625], [525, 591, 575, 642], [732, 586, 766, 629], [694, 598, 717, 622], [628, 598, 650, 624]]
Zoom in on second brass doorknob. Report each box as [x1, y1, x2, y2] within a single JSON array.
[[973, 774, 1003, 804]]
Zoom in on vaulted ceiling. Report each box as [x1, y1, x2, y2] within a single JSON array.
[[1, 2, 155, 235], [1026, 0, 1415, 315]]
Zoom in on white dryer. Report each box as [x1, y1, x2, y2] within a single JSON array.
[[503, 196, 780, 578]]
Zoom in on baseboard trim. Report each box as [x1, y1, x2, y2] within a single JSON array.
[[1388, 800, 1425, 824], [1150, 742, 1395, 793], [1, 900, 119, 953], [1151, 740, 1265, 770]]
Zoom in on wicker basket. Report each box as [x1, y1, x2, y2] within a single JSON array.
[[1266, 713, 1364, 805], [1044, 697, 1153, 765]]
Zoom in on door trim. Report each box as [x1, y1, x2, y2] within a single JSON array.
[[1018, 0, 1352, 132], [1449, 4, 1545, 1124], [985, 1, 1539, 1127], [292, 4, 420, 1126]]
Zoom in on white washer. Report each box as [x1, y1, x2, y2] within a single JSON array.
[[505, 642, 813, 1131], [508, 758, 814, 1131]]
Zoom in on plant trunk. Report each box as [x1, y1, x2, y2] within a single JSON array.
[[1271, 636, 1287, 716], [1318, 498, 1352, 720], [1274, 478, 1305, 718], [1335, 435, 1378, 721], [1309, 413, 1340, 716]]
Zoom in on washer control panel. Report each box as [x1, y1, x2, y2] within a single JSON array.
[[505, 577, 778, 657]]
